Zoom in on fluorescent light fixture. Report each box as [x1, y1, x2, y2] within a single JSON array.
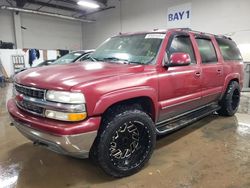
[[77, 1, 100, 9]]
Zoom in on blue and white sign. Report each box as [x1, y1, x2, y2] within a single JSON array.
[[167, 3, 192, 28]]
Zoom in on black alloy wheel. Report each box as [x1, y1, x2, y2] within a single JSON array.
[[96, 107, 156, 177], [217, 81, 241, 116]]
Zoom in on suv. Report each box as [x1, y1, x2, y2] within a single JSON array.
[[8, 29, 244, 177]]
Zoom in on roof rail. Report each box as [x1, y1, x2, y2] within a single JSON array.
[[215, 35, 232, 40], [179, 28, 192, 31], [177, 28, 213, 36]]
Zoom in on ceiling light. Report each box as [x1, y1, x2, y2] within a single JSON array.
[[77, 1, 100, 9]]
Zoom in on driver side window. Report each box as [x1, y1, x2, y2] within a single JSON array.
[[166, 35, 196, 64]]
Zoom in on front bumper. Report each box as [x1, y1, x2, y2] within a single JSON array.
[[11, 118, 96, 158], [8, 99, 101, 158]]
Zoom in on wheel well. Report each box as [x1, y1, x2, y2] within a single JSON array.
[[220, 78, 240, 102], [93, 96, 155, 140], [230, 78, 239, 83], [102, 96, 155, 122], [226, 78, 239, 91]]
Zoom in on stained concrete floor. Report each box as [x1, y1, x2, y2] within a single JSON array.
[[0, 84, 250, 188]]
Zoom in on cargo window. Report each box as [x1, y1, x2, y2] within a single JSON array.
[[196, 38, 218, 64], [167, 35, 196, 64], [216, 38, 243, 61]]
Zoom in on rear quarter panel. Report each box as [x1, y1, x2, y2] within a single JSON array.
[[221, 61, 244, 96]]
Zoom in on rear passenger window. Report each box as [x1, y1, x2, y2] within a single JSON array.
[[216, 38, 243, 61], [196, 38, 218, 63], [167, 35, 196, 64]]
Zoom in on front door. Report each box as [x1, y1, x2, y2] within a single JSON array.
[[158, 32, 202, 122]]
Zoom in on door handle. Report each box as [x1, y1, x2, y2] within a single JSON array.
[[217, 69, 222, 75], [194, 71, 201, 77]]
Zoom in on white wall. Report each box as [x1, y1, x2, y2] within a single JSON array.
[[21, 13, 83, 50], [0, 11, 83, 50], [0, 10, 15, 44], [83, 0, 250, 61], [83, 0, 121, 49]]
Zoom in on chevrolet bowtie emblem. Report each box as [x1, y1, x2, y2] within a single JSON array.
[[16, 94, 24, 102]]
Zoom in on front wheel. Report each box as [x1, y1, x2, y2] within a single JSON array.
[[217, 81, 241, 116], [96, 108, 156, 177]]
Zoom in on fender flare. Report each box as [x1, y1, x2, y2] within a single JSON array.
[[93, 86, 158, 120], [220, 73, 240, 98]]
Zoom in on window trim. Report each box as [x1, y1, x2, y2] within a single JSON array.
[[195, 37, 218, 64], [166, 32, 197, 65], [215, 37, 243, 62]]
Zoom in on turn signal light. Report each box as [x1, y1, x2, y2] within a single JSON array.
[[68, 113, 87, 121], [45, 110, 87, 122]]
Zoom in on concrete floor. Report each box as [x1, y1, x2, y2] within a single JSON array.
[[0, 84, 250, 188]]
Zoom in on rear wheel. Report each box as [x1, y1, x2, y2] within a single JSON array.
[[217, 81, 241, 116], [95, 106, 156, 177]]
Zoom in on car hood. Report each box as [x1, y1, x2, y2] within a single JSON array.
[[15, 62, 145, 91]]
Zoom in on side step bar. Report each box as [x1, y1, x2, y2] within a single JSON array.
[[155, 104, 220, 135]]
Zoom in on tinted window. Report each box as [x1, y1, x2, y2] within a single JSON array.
[[216, 38, 243, 61], [196, 38, 218, 63], [167, 35, 196, 64]]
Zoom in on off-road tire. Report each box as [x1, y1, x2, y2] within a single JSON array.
[[217, 81, 241, 116], [94, 106, 156, 177]]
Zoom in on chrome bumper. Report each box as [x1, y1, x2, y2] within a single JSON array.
[[11, 118, 97, 158]]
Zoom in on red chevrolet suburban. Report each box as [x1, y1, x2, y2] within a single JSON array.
[[8, 29, 244, 177]]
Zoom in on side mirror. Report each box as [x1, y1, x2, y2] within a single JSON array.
[[165, 52, 191, 67]]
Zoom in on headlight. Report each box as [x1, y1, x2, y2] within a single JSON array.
[[45, 90, 87, 121], [46, 90, 85, 104]]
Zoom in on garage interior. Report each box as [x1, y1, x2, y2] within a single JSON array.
[[0, 0, 250, 187]]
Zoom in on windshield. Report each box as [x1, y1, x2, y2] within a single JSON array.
[[52, 52, 83, 65], [89, 33, 165, 65]]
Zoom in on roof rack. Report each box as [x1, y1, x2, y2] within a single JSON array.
[[176, 28, 231, 39], [215, 34, 232, 40], [178, 28, 212, 35]]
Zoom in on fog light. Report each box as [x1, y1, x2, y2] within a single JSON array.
[[45, 110, 87, 121]]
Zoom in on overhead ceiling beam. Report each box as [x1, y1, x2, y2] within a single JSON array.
[[16, 0, 86, 14], [1, 5, 95, 22], [55, 0, 107, 6], [52, 0, 78, 4]]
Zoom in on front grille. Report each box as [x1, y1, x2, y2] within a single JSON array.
[[15, 83, 46, 116], [15, 84, 45, 99], [18, 101, 44, 114]]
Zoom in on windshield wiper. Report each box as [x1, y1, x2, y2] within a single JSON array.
[[103, 57, 122, 62], [127, 61, 144, 65], [102, 57, 143, 65], [88, 56, 98, 62]]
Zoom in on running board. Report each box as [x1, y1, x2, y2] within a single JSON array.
[[155, 104, 220, 135]]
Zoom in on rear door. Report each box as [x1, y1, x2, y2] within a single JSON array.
[[194, 36, 224, 105]]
